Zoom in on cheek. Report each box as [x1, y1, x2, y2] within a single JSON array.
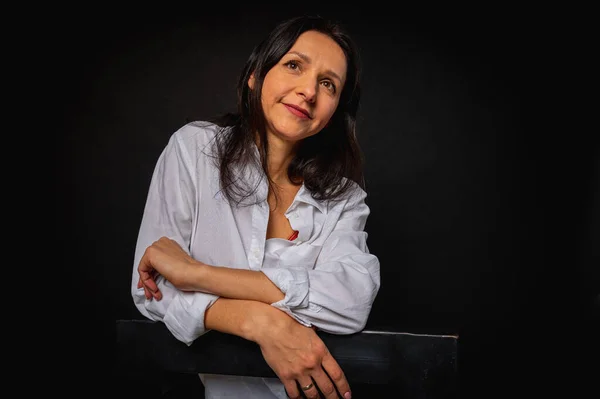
[[260, 84, 279, 115], [261, 72, 286, 102], [261, 87, 280, 112]]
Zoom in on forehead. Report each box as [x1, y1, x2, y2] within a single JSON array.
[[288, 30, 347, 83]]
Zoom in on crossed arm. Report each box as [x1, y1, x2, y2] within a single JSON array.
[[136, 237, 353, 399], [137, 236, 284, 305]]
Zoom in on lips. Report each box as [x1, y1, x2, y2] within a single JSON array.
[[283, 103, 311, 119]]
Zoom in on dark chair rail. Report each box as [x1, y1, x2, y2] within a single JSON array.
[[116, 319, 458, 397]]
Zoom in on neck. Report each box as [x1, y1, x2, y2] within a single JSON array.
[[266, 136, 297, 185]]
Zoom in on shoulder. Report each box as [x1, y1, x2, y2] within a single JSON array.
[[321, 177, 368, 215], [314, 178, 371, 233], [169, 120, 222, 149], [337, 178, 368, 205], [163, 120, 228, 166]]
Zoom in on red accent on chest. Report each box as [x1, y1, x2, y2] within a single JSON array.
[[287, 230, 299, 241]]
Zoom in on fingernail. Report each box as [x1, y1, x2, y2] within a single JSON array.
[[344, 392, 352, 399]]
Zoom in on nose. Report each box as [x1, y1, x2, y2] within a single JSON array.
[[297, 75, 317, 103]]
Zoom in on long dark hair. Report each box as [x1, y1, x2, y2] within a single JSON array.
[[209, 15, 364, 206]]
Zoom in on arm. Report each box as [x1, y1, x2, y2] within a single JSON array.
[[131, 126, 219, 346], [141, 184, 381, 335], [261, 184, 381, 335], [206, 298, 352, 399], [136, 236, 284, 304], [138, 242, 353, 399], [193, 266, 285, 303], [205, 297, 279, 342]]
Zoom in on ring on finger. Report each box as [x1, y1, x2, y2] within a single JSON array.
[[301, 382, 314, 391]]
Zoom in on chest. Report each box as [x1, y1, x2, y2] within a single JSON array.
[[193, 176, 333, 271], [266, 184, 301, 240]]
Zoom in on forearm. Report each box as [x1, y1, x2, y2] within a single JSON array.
[[191, 264, 284, 304], [204, 297, 289, 343]]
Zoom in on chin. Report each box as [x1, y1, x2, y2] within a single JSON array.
[[270, 124, 313, 142], [278, 132, 307, 143]]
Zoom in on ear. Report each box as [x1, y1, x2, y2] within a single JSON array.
[[248, 73, 255, 90]]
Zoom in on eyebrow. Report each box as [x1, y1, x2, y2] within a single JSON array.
[[287, 51, 344, 83]]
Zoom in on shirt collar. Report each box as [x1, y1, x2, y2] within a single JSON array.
[[294, 183, 328, 214]]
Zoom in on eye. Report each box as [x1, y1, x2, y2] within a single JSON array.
[[284, 60, 300, 70], [321, 80, 336, 93]]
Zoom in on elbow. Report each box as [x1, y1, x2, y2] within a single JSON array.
[[321, 302, 372, 335], [338, 283, 379, 334], [338, 320, 366, 335], [168, 328, 198, 347], [327, 314, 368, 335], [345, 307, 371, 334], [343, 274, 380, 334]]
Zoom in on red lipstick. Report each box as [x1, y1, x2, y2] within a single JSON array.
[[283, 104, 311, 119]]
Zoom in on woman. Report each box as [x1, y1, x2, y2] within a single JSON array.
[[132, 15, 380, 399]]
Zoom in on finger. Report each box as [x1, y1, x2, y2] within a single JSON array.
[[322, 354, 351, 399], [144, 285, 162, 300], [297, 379, 318, 399], [137, 279, 142, 289], [310, 368, 337, 399], [143, 285, 151, 299], [139, 274, 162, 300], [139, 278, 151, 300], [283, 380, 300, 399], [138, 254, 159, 292], [139, 271, 159, 293], [147, 271, 162, 299]]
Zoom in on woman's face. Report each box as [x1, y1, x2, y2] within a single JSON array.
[[249, 30, 347, 144]]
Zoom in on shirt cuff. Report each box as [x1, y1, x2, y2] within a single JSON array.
[[162, 290, 218, 346], [138, 276, 219, 346], [261, 267, 310, 308]]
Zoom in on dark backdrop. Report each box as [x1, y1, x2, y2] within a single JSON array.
[[55, 7, 597, 397]]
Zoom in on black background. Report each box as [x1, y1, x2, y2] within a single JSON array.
[[52, 6, 597, 398]]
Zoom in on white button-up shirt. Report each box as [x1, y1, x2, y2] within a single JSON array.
[[131, 121, 381, 398]]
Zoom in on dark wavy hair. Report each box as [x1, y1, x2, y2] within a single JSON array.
[[209, 15, 364, 206]]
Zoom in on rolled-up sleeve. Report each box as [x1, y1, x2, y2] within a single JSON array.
[[261, 187, 381, 334], [131, 130, 218, 346]]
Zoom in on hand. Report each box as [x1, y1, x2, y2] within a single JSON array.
[[137, 236, 202, 300], [254, 313, 351, 399]]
